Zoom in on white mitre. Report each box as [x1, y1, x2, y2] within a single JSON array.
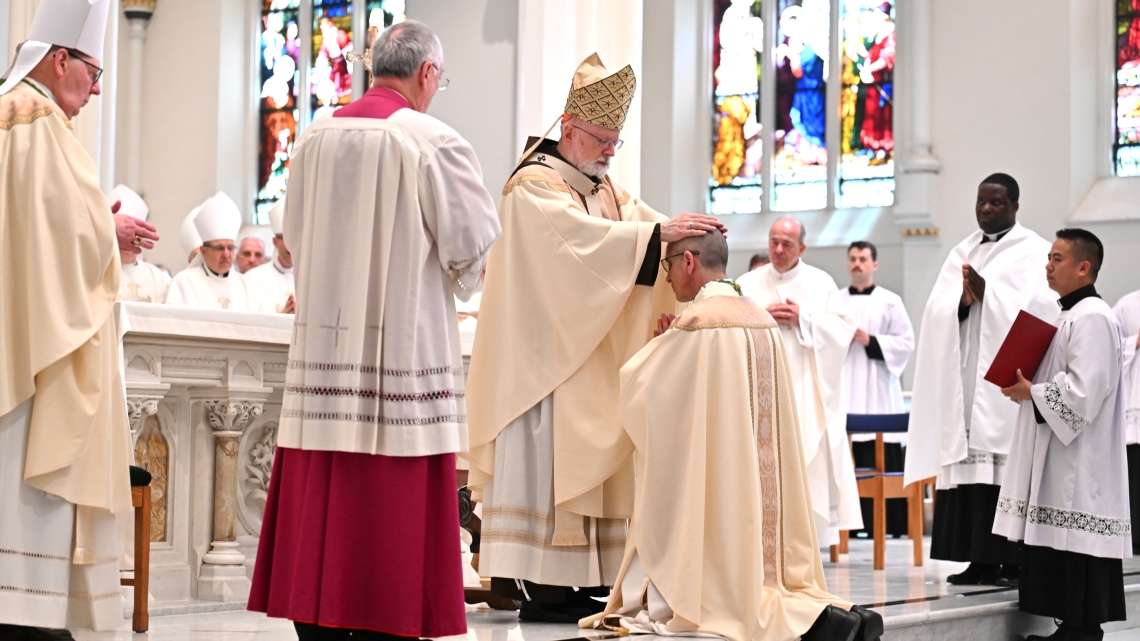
[[180, 204, 204, 266], [194, 192, 242, 244], [0, 0, 113, 96], [268, 199, 285, 236], [108, 184, 148, 221]]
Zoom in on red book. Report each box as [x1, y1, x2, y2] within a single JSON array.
[[984, 310, 1058, 388]]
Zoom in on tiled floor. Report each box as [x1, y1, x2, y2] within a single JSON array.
[[72, 537, 1140, 640]]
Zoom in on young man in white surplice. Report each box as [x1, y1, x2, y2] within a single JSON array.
[[1112, 287, 1140, 554], [995, 229, 1129, 641]]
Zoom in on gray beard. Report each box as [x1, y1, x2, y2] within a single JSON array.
[[563, 146, 610, 179]]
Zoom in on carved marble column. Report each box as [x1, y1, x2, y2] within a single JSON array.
[[198, 397, 264, 601]]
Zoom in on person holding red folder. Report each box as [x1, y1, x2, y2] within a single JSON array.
[[995, 229, 1129, 641]]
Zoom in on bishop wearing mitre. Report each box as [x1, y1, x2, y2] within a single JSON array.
[[166, 192, 272, 311], [0, 0, 136, 635], [466, 53, 724, 622], [180, 204, 204, 267], [112, 184, 171, 303], [583, 230, 883, 641], [737, 217, 862, 546], [245, 199, 295, 313]]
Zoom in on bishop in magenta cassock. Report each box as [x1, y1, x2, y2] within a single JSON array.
[[248, 21, 502, 641]]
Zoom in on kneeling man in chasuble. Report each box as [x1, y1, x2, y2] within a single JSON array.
[[249, 21, 502, 641], [465, 52, 726, 623], [996, 229, 1130, 641], [584, 230, 883, 641]]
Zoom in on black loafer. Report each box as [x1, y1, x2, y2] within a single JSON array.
[[850, 605, 884, 641], [517, 600, 594, 624], [801, 605, 861, 641], [946, 563, 1000, 585], [2, 626, 76, 641]]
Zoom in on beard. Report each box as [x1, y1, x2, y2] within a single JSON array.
[[563, 145, 611, 179]]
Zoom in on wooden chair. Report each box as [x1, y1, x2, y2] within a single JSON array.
[[121, 479, 151, 632]]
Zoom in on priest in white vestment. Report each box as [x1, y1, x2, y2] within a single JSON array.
[[1112, 287, 1140, 553], [166, 192, 272, 311], [583, 230, 883, 641], [906, 173, 1059, 586], [245, 199, 295, 313], [249, 22, 502, 639], [0, 0, 143, 635], [737, 217, 862, 546], [111, 184, 171, 303], [995, 229, 1129, 641], [466, 53, 724, 623]]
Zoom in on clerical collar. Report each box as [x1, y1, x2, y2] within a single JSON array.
[[1057, 284, 1099, 311], [849, 284, 876, 295], [273, 257, 293, 275], [520, 137, 603, 188], [768, 260, 801, 282], [980, 226, 1014, 244], [22, 78, 57, 105], [202, 264, 230, 279]]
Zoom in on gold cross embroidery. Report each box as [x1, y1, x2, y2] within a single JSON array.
[[125, 282, 152, 303], [218, 297, 231, 310]]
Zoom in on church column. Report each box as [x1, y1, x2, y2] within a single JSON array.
[[197, 393, 267, 601], [122, 0, 155, 190]]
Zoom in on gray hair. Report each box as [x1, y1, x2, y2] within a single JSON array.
[[371, 20, 442, 79]]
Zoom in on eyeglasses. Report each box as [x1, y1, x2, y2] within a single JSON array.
[[202, 243, 237, 253], [431, 63, 449, 91], [572, 125, 623, 150], [66, 49, 103, 85], [661, 250, 699, 273]]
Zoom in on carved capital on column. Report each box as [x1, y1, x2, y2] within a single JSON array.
[[204, 400, 264, 434], [122, 0, 155, 21], [126, 395, 161, 435]]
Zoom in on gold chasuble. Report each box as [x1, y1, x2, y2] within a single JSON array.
[[584, 282, 850, 641]]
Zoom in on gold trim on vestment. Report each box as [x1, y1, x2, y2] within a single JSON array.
[[483, 505, 555, 526], [672, 322, 777, 331], [501, 174, 572, 197], [615, 191, 630, 207], [0, 106, 56, 131]]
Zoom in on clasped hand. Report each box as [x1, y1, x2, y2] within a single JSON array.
[[654, 313, 676, 337], [960, 263, 986, 306], [767, 299, 799, 326], [1000, 369, 1033, 403]]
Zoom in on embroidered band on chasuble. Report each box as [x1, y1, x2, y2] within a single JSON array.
[[563, 53, 636, 132]]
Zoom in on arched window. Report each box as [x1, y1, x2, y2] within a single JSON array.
[[711, 0, 896, 214], [255, 0, 406, 223]]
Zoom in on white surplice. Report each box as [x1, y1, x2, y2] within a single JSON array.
[[118, 258, 171, 303], [1113, 289, 1140, 445], [165, 263, 272, 312], [738, 261, 862, 542], [995, 293, 1132, 560], [245, 257, 294, 313], [840, 285, 914, 444], [905, 224, 1059, 488]]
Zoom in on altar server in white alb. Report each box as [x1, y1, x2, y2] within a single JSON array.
[[166, 192, 272, 311], [738, 217, 862, 545], [996, 229, 1129, 641], [1112, 286, 1140, 554], [112, 184, 171, 303], [906, 173, 1058, 586], [245, 199, 295, 313]]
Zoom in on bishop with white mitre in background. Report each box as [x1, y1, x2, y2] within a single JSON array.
[[737, 217, 862, 546], [112, 184, 171, 303], [1113, 285, 1140, 554], [245, 199, 295, 313], [466, 53, 725, 623], [583, 230, 884, 641], [166, 192, 272, 311], [180, 204, 204, 268], [906, 173, 1058, 587]]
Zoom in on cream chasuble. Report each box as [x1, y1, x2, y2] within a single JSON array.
[[904, 224, 1058, 487], [0, 81, 132, 631], [467, 140, 675, 585], [584, 282, 850, 641], [166, 264, 272, 312], [246, 257, 294, 313], [118, 258, 171, 303], [737, 261, 861, 541], [1113, 289, 1140, 445]]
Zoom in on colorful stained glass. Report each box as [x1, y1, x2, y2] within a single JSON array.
[[366, 0, 405, 31], [1117, 0, 1140, 176], [311, 0, 355, 122], [772, 0, 829, 211], [256, 0, 301, 224], [838, 0, 894, 207], [710, 0, 764, 215]]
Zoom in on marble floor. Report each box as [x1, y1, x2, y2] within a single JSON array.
[[73, 537, 1140, 641]]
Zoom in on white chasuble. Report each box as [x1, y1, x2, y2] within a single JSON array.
[[246, 258, 295, 313], [584, 283, 850, 641], [738, 262, 861, 541], [840, 286, 914, 442], [166, 264, 272, 312], [280, 112, 500, 457], [995, 293, 1132, 560], [904, 224, 1058, 488], [1113, 289, 1140, 444], [118, 259, 171, 303]]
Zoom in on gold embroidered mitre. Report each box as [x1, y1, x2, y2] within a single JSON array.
[[563, 53, 636, 131]]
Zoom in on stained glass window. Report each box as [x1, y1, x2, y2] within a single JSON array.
[[311, 0, 355, 122], [256, 0, 301, 223], [1117, 0, 1140, 176], [711, 0, 764, 215], [838, 0, 894, 207]]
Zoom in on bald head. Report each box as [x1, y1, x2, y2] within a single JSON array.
[[667, 228, 729, 272], [768, 217, 806, 272]]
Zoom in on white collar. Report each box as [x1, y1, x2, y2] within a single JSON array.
[[693, 280, 740, 303], [982, 224, 1016, 243], [768, 260, 802, 282], [273, 257, 293, 275], [202, 264, 231, 280]]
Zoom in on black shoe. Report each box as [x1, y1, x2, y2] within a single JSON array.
[[565, 587, 609, 615], [518, 600, 594, 624], [946, 563, 1000, 585], [993, 563, 1019, 588], [801, 605, 861, 641], [850, 605, 884, 641], [0, 626, 76, 641]]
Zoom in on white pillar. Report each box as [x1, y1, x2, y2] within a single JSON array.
[[904, 0, 939, 174], [123, 1, 155, 191]]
